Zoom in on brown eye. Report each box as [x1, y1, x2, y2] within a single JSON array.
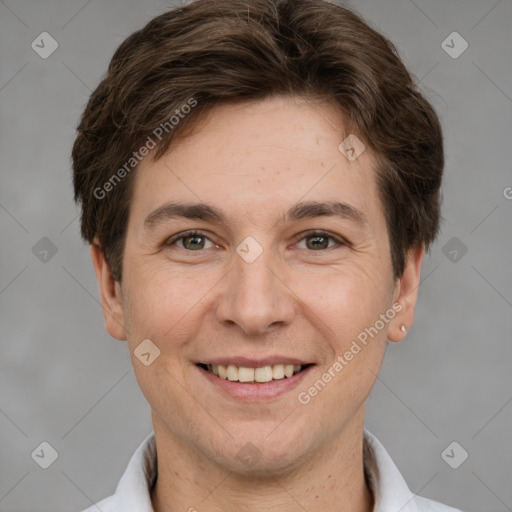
[[181, 234, 206, 250], [165, 231, 215, 251], [296, 231, 345, 251], [305, 234, 330, 250]]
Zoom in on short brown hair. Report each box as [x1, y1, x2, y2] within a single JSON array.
[[72, 0, 444, 282]]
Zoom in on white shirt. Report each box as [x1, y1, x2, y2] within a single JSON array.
[[82, 430, 464, 512]]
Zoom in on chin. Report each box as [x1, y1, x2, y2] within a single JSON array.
[[206, 424, 314, 477], [218, 446, 309, 478]]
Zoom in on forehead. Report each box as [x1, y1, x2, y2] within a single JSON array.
[[130, 95, 383, 231]]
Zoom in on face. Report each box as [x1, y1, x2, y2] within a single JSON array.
[[93, 95, 423, 475]]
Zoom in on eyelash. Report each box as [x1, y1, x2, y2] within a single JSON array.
[[164, 230, 347, 252]]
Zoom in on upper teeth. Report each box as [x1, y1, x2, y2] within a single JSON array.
[[208, 364, 302, 383]]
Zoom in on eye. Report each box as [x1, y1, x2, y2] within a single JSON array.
[[164, 229, 346, 252], [295, 230, 346, 251], [165, 230, 216, 251]]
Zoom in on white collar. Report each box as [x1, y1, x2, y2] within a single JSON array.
[[88, 430, 461, 512]]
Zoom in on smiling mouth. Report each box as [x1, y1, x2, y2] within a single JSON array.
[[196, 363, 314, 383]]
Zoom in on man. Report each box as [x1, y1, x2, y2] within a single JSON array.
[[72, 1, 464, 510]]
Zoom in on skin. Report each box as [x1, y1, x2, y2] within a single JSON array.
[[91, 95, 424, 512]]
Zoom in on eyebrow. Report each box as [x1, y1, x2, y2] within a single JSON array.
[[143, 200, 368, 230]]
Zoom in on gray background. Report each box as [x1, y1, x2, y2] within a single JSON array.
[[0, 0, 511, 511]]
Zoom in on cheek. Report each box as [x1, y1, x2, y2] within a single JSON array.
[[295, 262, 392, 340], [297, 269, 389, 404], [121, 265, 188, 344], [122, 239, 394, 349]]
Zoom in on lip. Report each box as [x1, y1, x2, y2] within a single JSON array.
[[196, 356, 312, 367], [196, 363, 316, 402]]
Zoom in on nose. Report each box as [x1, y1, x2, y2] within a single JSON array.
[[213, 245, 296, 336]]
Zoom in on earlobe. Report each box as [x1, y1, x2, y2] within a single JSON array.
[[388, 244, 425, 343], [90, 239, 127, 340]]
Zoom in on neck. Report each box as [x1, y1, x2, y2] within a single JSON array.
[[150, 412, 374, 512]]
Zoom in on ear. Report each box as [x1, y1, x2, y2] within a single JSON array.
[[90, 238, 127, 340], [388, 244, 425, 343]]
